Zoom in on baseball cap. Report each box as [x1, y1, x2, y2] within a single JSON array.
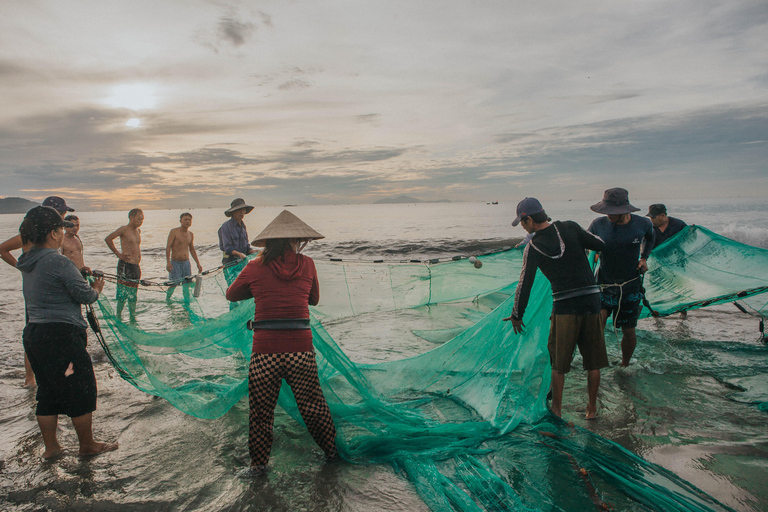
[[511, 197, 545, 227]]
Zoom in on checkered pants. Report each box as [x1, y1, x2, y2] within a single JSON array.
[[248, 351, 338, 466]]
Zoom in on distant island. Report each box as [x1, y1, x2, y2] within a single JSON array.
[[373, 195, 451, 204], [0, 197, 39, 214]]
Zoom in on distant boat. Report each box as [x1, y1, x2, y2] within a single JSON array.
[[283, 204, 297, 207], [491, 201, 498, 205]]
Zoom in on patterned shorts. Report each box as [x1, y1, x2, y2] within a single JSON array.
[[600, 286, 643, 328]]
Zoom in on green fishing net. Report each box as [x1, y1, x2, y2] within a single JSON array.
[[94, 226, 767, 511]]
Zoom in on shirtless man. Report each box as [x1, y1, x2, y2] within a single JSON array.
[[105, 208, 144, 323], [165, 212, 203, 301], [61, 215, 90, 273], [0, 196, 74, 386]]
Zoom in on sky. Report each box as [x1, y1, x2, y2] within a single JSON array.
[[1, 0, 767, 210]]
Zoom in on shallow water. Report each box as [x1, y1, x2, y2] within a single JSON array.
[[1, 201, 767, 511]]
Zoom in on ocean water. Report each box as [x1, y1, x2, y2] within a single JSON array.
[[0, 199, 767, 511]]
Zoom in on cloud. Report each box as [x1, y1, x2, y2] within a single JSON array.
[[217, 16, 255, 47], [278, 79, 312, 91], [194, 7, 267, 54], [356, 113, 382, 123], [1, 1, 766, 208]]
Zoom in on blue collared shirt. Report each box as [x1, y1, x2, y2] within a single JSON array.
[[218, 218, 251, 257]]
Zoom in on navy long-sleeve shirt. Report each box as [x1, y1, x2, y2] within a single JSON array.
[[652, 217, 687, 249], [511, 221, 605, 321]]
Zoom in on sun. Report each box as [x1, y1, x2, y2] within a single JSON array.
[[126, 118, 141, 128], [104, 83, 158, 111]]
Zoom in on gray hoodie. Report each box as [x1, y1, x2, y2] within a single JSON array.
[[16, 247, 98, 329]]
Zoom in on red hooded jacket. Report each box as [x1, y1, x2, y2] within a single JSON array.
[[226, 248, 319, 353]]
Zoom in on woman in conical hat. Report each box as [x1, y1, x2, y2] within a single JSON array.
[[225, 211, 337, 473]]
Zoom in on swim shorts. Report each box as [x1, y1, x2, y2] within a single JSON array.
[[23, 322, 97, 418], [117, 259, 141, 288], [169, 259, 192, 281], [117, 260, 141, 301], [600, 286, 643, 328], [547, 313, 608, 373]]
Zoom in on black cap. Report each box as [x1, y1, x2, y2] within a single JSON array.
[[646, 204, 667, 217], [42, 196, 75, 213], [24, 206, 74, 231]]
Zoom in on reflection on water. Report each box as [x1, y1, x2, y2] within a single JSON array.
[[1, 202, 767, 511]]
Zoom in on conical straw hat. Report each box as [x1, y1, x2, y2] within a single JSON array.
[[251, 210, 324, 247]]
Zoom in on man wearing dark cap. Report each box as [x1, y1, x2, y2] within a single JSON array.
[[504, 198, 608, 419], [41, 196, 75, 214], [0, 196, 75, 387], [647, 204, 687, 250], [588, 188, 654, 368]]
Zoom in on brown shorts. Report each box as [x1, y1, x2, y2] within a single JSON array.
[[547, 313, 608, 373]]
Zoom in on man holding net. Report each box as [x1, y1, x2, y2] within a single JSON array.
[[504, 198, 608, 419], [588, 188, 654, 368]]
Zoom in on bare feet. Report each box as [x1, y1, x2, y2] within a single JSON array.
[[237, 465, 267, 478], [79, 441, 119, 457], [42, 446, 65, 459], [22, 379, 36, 388], [586, 408, 597, 420]]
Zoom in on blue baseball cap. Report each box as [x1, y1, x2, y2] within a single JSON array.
[[511, 197, 544, 226]]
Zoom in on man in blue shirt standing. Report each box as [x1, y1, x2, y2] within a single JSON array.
[[218, 198, 256, 282], [588, 188, 654, 368]]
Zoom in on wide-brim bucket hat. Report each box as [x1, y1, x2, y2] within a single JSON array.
[[590, 187, 640, 215], [251, 210, 324, 247], [224, 198, 254, 217]]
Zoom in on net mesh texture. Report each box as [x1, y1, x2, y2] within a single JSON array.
[[94, 226, 768, 511]]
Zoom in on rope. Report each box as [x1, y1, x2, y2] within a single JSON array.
[[89, 246, 502, 290], [92, 258, 244, 290], [598, 275, 640, 337]]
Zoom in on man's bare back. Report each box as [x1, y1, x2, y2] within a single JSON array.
[[105, 210, 144, 264]]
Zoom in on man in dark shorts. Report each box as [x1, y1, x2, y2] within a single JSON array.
[[588, 188, 654, 367], [647, 204, 687, 250], [503, 198, 607, 419], [105, 209, 144, 323]]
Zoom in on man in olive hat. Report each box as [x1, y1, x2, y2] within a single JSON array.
[[218, 198, 256, 285], [218, 198, 256, 265], [588, 188, 654, 368]]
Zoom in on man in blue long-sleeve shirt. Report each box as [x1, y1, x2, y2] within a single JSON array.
[[587, 188, 654, 368], [218, 198, 257, 285], [218, 198, 256, 264]]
